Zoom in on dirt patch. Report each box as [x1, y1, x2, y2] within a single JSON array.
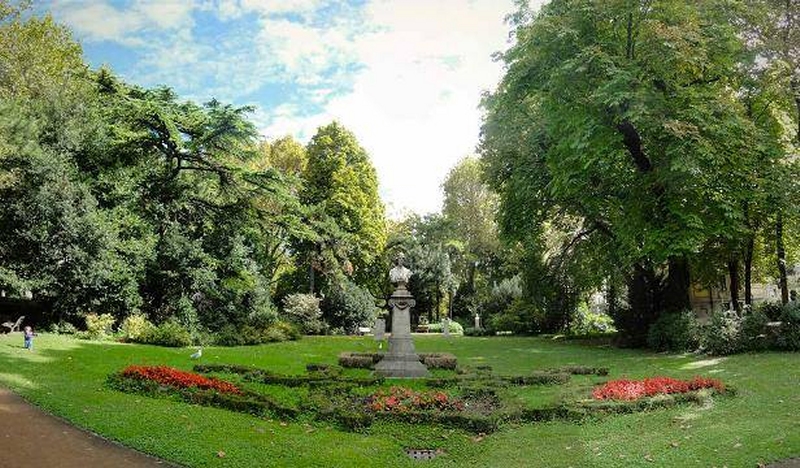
[[765, 458, 800, 468], [0, 388, 174, 468]]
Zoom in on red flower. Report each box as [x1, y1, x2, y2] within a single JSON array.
[[121, 365, 242, 395], [367, 387, 463, 413], [593, 376, 724, 401]]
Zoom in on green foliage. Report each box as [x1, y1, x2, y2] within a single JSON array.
[[702, 310, 743, 356], [321, 279, 377, 333], [777, 302, 800, 351], [647, 311, 700, 352], [84, 313, 116, 339], [488, 298, 540, 335], [137, 320, 193, 348], [569, 302, 617, 336], [119, 313, 155, 342], [301, 122, 387, 285], [47, 321, 77, 335], [281, 293, 325, 334], [425, 321, 464, 335]]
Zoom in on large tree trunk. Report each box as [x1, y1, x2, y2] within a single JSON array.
[[664, 256, 691, 312], [728, 258, 740, 312], [624, 263, 660, 346], [776, 211, 789, 304], [744, 237, 754, 306]]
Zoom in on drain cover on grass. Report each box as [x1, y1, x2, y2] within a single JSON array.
[[405, 448, 442, 460]]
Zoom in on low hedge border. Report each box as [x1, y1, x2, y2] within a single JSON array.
[[106, 372, 299, 420], [338, 352, 458, 370], [194, 363, 384, 387]]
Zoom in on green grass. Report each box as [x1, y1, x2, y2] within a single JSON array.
[[0, 333, 798, 467]]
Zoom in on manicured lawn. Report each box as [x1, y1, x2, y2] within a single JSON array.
[[0, 333, 797, 467]]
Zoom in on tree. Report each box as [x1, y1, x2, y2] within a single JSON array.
[[301, 122, 387, 289], [481, 0, 761, 342], [441, 157, 502, 320]]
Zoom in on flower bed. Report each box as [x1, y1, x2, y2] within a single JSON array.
[[592, 376, 724, 401], [121, 365, 242, 395], [368, 387, 465, 413]]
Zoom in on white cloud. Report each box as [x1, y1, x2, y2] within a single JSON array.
[[262, 0, 539, 217], [53, 0, 194, 43]]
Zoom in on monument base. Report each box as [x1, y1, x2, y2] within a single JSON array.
[[374, 335, 430, 378], [374, 287, 429, 378]]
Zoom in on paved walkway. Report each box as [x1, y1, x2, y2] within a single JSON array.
[[0, 388, 172, 468]]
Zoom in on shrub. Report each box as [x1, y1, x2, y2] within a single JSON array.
[[481, 275, 522, 317], [777, 302, 800, 351], [464, 327, 493, 337], [214, 321, 300, 346], [647, 311, 700, 352], [756, 301, 783, 321], [138, 320, 193, 347], [48, 321, 77, 335], [267, 321, 301, 342], [321, 280, 378, 334], [569, 302, 617, 336], [739, 308, 773, 351], [420, 353, 458, 370], [119, 314, 155, 342], [702, 310, 742, 355], [282, 293, 326, 334], [426, 320, 464, 335], [84, 313, 116, 338]]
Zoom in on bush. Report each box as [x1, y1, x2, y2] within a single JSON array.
[[84, 313, 116, 339], [138, 320, 193, 347], [464, 327, 493, 337], [777, 302, 800, 351], [702, 310, 742, 355], [266, 321, 301, 342], [214, 321, 300, 347], [321, 280, 378, 334], [488, 298, 540, 335], [647, 311, 700, 352], [119, 314, 155, 342], [569, 302, 617, 336], [282, 293, 325, 334], [426, 320, 464, 335], [48, 321, 77, 335], [740, 308, 773, 351], [756, 301, 783, 321]]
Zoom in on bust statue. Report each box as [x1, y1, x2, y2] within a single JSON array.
[[389, 253, 412, 287]]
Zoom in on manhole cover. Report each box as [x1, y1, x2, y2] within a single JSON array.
[[405, 448, 442, 460]]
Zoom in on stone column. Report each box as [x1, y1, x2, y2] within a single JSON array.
[[374, 286, 429, 378]]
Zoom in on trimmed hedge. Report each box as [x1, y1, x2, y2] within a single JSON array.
[[338, 352, 458, 370], [106, 371, 298, 420], [194, 363, 383, 387]]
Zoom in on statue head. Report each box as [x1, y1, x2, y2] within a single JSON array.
[[389, 252, 412, 287]]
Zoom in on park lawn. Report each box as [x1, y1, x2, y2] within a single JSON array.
[[0, 333, 797, 467]]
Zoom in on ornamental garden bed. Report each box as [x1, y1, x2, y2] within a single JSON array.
[[107, 362, 731, 435]]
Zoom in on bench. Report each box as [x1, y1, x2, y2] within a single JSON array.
[[2, 316, 24, 333], [356, 327, 371, 335]]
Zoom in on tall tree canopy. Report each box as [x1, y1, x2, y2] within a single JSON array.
[[480, 0, 796, 341]]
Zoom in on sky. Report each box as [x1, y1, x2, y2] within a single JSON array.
[[41, 0, 544, 217]]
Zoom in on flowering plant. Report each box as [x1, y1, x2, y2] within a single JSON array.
[[121, 365, 242, 395], [367, 386, 464, 413], [592, 376, 724, 401]]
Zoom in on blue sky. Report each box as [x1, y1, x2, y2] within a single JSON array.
[[41, 0, 543, 216]]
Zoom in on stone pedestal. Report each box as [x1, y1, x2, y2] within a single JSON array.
[[374, 287, 429, 378]]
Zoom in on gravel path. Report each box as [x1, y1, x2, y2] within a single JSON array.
[[0, 388, 173, 468]]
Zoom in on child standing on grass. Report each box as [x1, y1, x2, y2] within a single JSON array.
[[23, 326, 35, 350]]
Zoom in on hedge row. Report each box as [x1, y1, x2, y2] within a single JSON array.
[[106, 372, 299, 420], [337, 352, 458, 370]]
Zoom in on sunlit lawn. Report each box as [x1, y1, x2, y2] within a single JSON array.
[[0, 333, 797, 467]]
